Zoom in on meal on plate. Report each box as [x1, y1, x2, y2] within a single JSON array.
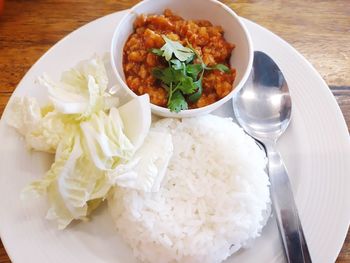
[[6, 54, 270, 263], [123, 9, 236, 112]]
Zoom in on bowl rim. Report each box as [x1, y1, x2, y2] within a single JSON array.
[[110, 0, 253, 117]]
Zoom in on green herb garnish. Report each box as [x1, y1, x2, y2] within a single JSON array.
[[159, 35, 193, 62], [151, 35, 230, 112]]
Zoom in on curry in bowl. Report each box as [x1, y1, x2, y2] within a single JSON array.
[[122, 9, 236, 112]]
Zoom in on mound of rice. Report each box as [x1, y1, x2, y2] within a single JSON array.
[[108, 115, 270, 263]]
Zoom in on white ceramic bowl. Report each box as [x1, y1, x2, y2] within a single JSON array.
[[110, 0, 253, 118]]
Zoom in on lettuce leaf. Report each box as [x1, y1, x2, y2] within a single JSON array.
[[37, 56, 117, 117], [6, 97, 78, 153], [7, 54, 173, 229], [25, 111, 79, 153], [111, 130, 173, 192], [22, 132, 112, 229], [80, 107, 135, 170], [61, 56, 108, 93], [5, 97, 42, 136]]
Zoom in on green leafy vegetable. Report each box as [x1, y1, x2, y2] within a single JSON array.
[[150, 36, 231, 112], [37, 56, 113, 118], [168, 90, 188, 113], [80, 108, 135, 170], [188, 78, 203, 103], [22, 132, 111, 229], [210, 63, 230, 73], [7, 56, 174, 229], [160, 35, 193, 62], [186, 64, 203, 80], [178, 76, 196, 95], [152, 67, 184, 85], [185, 53, 195, 64], [150, 48, 164, 56], [170, 59, 183, 70], [111, 130, 173, 192]]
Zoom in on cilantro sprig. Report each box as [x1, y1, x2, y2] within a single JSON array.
[[151, 35, 230, 113]]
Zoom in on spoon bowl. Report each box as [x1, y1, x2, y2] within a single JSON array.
[[234, 51, 292, 140]]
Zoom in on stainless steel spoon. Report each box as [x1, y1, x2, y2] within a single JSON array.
[[233, 51, 312, 262]]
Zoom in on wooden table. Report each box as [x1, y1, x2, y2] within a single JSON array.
[[0, 0, 349, 262]]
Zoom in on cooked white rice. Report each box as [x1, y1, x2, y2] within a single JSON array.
[[108, 115, 270, 263]]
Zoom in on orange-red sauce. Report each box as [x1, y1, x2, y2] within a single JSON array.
[[123, 9, 236, 108]]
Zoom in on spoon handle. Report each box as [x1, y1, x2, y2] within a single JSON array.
[[266, 144, 312, 263]]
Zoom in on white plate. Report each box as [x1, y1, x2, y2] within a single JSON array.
[[0, 10, 349, 263]]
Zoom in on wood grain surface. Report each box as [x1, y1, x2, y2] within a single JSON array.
[[0, 0, 349, 262]]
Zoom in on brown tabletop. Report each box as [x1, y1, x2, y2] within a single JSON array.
[[0, 0, 349, 262]]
